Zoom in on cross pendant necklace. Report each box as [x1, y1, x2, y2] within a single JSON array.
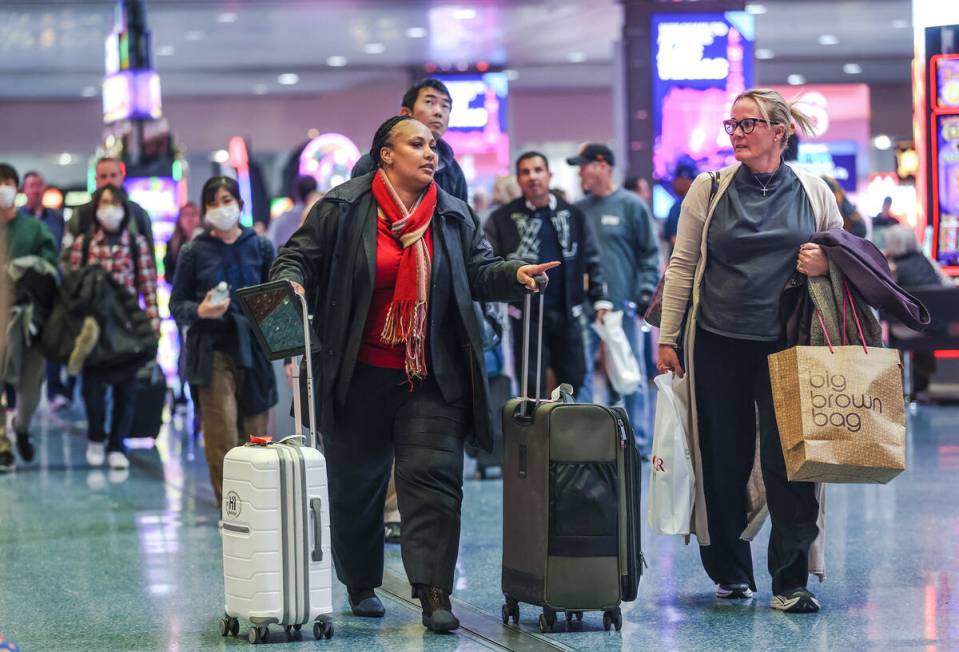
[[754, 171, 775, 197]]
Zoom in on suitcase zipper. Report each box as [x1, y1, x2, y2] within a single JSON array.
[[616, 417, 627, 449], [611, 410, 642, 599]]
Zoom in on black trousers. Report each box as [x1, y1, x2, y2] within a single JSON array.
[[82, 371, 136, 453], [323, 364, 467, 594], [694, 327, 819, 595], [510, 306, 585, 400], [46, 360, 76, 402]]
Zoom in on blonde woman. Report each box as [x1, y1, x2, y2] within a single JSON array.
[[657, 89, 843, 613]]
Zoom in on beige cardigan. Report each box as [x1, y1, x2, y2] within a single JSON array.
[[659, 162, 843, 579]]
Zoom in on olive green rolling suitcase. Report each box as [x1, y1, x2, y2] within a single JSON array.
[[501, 279, 643, 633]]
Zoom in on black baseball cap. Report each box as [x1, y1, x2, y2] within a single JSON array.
[[566, 143, 615, 167]]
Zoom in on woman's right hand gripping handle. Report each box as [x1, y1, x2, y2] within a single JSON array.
[[656, 344, 685, 378]]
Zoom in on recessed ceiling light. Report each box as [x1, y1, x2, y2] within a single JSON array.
[[787, 74, 806, 85], [452, 8, 477, 20], [277, 73, 300, 85], [212, 149, 230, 163], [364, 43, 385, 54], [842, 63, 863, 75], [184, 30, 205, 41], [252, 84, 268, 95], [217, 12, 238, 23], [405, 27, 427, 38], [745, 3, 768, 15], [567, 51, 587, 63], [81, 85, 98, 97], [873, 135, 892, 150], [891, 19, 910, 29], [326, 56, 347, 67], [504, 69, 519, 81], [57, 153, 73, 166], [818, 34, 838, 46], [156, 45, 175, 57], [756, 48, 775, 60]]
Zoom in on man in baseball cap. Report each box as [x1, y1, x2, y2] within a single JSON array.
[[565, 143, 615, 168], [568, 142, 660, 456]]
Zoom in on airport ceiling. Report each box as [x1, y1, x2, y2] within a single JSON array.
[[0, 0, 914, 100]]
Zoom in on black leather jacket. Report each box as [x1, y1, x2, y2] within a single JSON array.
[[271, 172, 524, 451]]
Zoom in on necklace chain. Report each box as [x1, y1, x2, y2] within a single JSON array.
[[752, 168, 778, 198]]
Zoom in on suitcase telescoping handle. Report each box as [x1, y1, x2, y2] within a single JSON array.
[[520, 274, 549, 413], [289, 283, 318, 450]]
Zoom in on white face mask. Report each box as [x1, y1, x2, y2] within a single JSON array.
[[206, 203, 241, 231], [0, 185, 16, 209], [96, 204, 125, 232]]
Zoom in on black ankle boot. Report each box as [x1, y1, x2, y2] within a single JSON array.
[[413, 584, 459, 633], [15, 431, 34, 463], [348, 587, 385, 618]]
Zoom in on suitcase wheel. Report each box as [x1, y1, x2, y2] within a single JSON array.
[[602, 609, 622, 632], [538, 609, 556, 633], [502, 598, 520, 625], [218, 616, 239, 637], [313, 619, 333, 640], [248, 625, 269, 644]]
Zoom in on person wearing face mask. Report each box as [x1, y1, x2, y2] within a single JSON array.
[[65, 184, 160, 471], [272, 115, 557, 633], [65, 157, 156, 263], [170, 176, 277, 507], [0, 163, 58, 472]]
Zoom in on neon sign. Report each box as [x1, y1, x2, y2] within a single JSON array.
[[650, 12, 754, 182], [656, 21, 733, 81], [228, 136, 254, 228], [435, 72, 511, 179], [102, 70, 162, 123], [298, 133, 361, 191]]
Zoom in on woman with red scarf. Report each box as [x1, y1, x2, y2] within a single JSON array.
[[272, 116, 556, 633]]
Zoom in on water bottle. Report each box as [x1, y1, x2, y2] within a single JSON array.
[[210, 281, 229, 306]]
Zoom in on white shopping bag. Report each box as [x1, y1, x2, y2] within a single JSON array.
[[648, 372, 695, 535], [591, 310, 641, 396]]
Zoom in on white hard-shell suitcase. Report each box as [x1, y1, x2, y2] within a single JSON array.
[[219, 281, 333, 644]]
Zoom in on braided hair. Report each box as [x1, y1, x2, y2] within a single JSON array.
[[369, 115, 416, 168]]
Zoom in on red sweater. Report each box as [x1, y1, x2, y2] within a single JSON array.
[[358, 218, 434, 368]]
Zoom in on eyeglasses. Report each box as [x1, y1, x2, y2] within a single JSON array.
[[723, 117, 776, 135]]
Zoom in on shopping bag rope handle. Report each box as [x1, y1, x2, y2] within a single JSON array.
[[817, 279, 868, 356], [817, 311, 835, 354], [841, 278, 869, 355]]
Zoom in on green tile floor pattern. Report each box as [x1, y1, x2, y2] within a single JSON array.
[[1, 402, 958, 650]]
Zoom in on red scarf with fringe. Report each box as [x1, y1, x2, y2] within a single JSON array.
[[371, 169, 437, 384]]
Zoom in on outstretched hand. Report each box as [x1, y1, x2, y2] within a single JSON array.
[[517, 261, 561, 292]]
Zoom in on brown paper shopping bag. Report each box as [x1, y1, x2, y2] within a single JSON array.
[[767, 285, 906, 485]]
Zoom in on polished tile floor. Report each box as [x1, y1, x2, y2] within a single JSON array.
[[1, 400, 957, 651]]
